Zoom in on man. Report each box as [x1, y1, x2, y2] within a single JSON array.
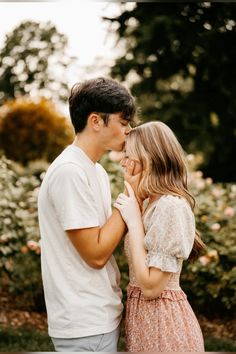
[[38, 77, 136, 352]]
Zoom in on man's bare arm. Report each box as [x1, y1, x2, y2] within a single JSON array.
[[67, 208, 127, 269]]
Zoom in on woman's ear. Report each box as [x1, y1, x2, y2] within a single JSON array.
[[87, 113, 103, 131]]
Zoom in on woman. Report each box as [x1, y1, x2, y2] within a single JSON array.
[[114, 121, 205, 352]]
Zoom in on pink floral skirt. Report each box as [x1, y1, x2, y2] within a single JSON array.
[[125, 284, 205, 352]]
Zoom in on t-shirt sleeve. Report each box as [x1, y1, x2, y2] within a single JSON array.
[[145, 198, 195, 273], [48, 163, 99, 230]]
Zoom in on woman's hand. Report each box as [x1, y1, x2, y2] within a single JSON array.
[[123, 159, 143, 207], [114, 182, 142, 231]]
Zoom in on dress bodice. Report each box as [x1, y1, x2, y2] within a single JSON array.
[[124, 234, 182, 290], [124, 194, 196, 291]]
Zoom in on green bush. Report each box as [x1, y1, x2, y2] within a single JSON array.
[[99, 152, 124, 202], [181, 158, 236, 315], [0, 151, 235, 315], [0, 154, 48, 310], [0, 326, 54, 351], [0, 98, 74, 165], [105, 152, 236, 315]]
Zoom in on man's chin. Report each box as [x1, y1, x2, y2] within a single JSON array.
[[114, 143, 125, 152], [112, 148, 123, 152]]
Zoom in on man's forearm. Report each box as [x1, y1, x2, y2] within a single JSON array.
[[97, 208, 127, 263], [66, 208, 127, 269]]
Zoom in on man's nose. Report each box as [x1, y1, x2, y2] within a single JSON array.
[[125, 124, 132, 135]]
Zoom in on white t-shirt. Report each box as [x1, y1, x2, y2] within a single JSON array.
[[38, 145, 123, 338]]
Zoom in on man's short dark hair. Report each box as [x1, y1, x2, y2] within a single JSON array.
[[69, 77, 136, 133]]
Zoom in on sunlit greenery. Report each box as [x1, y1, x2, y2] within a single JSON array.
[[0, 21, 72, 104], [0, 98, 74, 164]]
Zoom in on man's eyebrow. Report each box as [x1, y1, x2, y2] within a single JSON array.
[[120, 118, 129, 123]]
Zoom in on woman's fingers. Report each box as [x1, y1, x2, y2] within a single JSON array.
[[124, 181, 135, 197], [113, 202, 121, 210], [117, 193, 128, 201], [125, 159, 135, 177], [115, 193, 129, 207]]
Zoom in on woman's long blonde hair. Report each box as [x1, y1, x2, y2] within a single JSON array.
[[126, 121, 205, 259]]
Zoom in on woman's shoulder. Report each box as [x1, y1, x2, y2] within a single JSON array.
[[154, 194, 193, 218], [159, 194, 189, 207], [144, 194, 193, 223]]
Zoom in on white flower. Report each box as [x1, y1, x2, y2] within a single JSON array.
[[195, 180, 205, 190], [186, 154, 195, 162], [40, 172, 46, 180], [0, 234, 8, 243], [199, 256, 211, 266], [27, 240, 39, 250], [211, 223, 221, 231], [32, 187, 40, 198], [224, 206, 235, 218], [195, 171, 203, 178], [205, 177, 213, 185], [4, 218, 11, 225], [207, 249, 219, 261], [212, 188, 224, 198], [231, 185, 236, 193]]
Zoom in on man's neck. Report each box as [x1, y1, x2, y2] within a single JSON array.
[[73, 135, 104, 163]]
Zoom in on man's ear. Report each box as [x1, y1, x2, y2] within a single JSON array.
[[87, 113, 103, 131]]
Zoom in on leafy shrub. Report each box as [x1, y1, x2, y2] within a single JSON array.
[[99, 152, 124, 202], [0, 154, 48, 310], [181, 160, 236, 316], [1, 151, 235, 315], [0, 98, 74, 165], [105, 152, 236, 315]]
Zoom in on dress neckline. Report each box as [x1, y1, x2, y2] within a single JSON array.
[[142, 194, 167, 218]]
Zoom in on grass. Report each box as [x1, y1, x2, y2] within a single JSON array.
[[0, 326, 54, 352], [204, 336, 236, 352], [0, 326, 236, 352]]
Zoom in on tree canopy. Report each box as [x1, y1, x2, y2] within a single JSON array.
[[106, 3, 236, 182], [0, 98, 74, 165], [0, 21, 72, 104]]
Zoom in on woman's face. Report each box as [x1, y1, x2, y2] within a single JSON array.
[[120, 150, 142, 176]]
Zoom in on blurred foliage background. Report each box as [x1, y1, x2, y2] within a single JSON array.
[[105, 2, 236, 182], [0, 98, 74, 164], [0, 1, 236, 351], [0, 21, 72, 104], [0, 153, 236, 317]]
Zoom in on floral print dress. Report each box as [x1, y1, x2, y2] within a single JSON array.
[[124, 195, 205, 352]]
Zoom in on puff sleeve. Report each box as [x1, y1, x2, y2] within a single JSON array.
[[144, 195, 195, 273]]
